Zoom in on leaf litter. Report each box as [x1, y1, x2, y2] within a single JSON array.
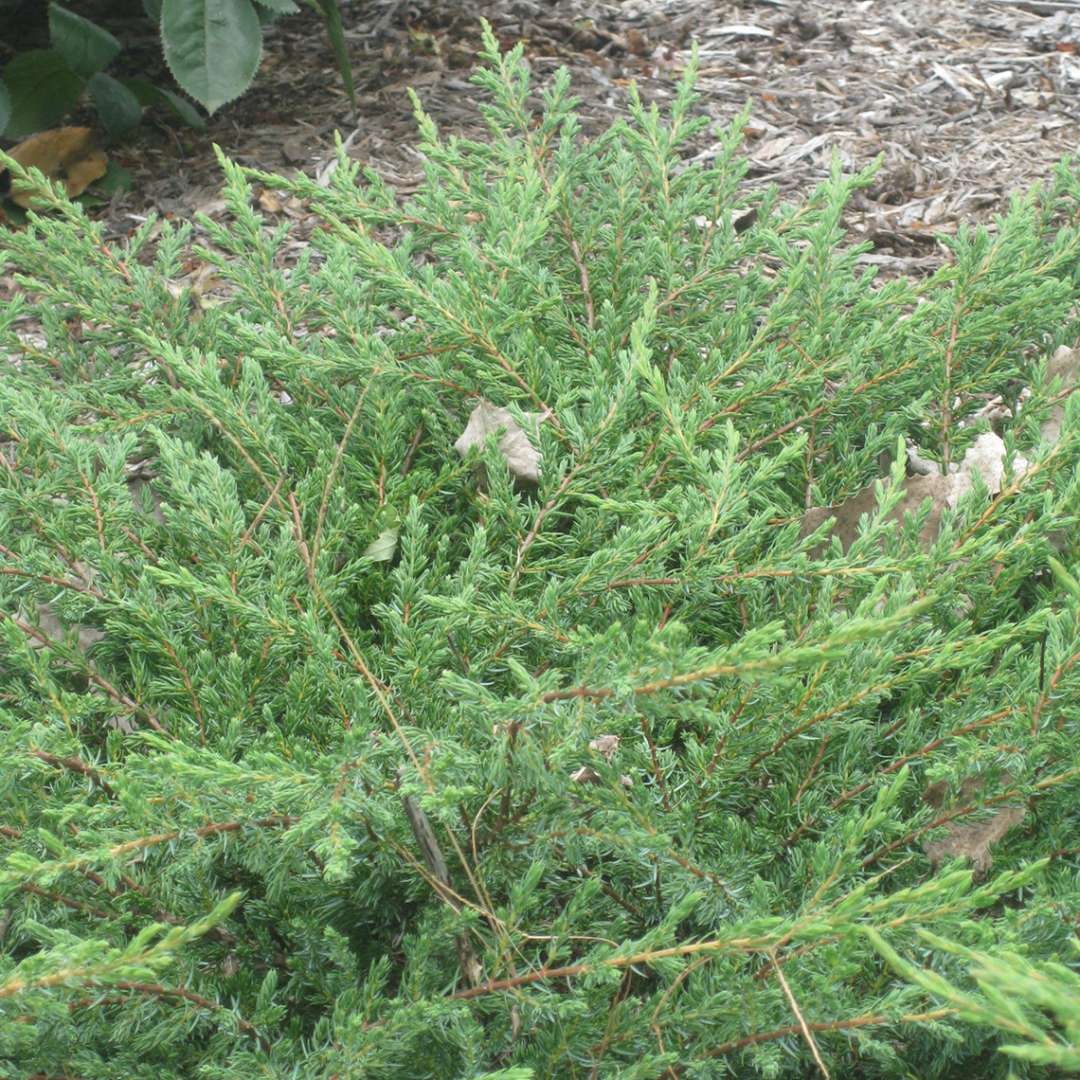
[[454, 399, 545, 483], [922, 773, 1027, 877], [800, 345, 1079, 556]]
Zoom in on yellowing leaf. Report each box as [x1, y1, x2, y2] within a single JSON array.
[[3, 126, 107, 207]]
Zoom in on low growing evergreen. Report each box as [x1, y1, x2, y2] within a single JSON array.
[[2, 27, 1079, 1078]]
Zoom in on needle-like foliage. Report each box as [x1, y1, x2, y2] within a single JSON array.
[[1, 25, 1079, 1078]]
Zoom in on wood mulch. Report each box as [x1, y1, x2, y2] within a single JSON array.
[[3, 0, 1080, 274]]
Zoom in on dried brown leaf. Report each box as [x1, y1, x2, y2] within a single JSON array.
[[589, 734, 620, 761], [921, 779, 950, 809], [1040, 344, 1080, 445], [258, 188, 284, 214], [800, 473, 950, 555], [454, 400, 543, 483], [922, 771, 1024, 875], [922, 772, 1009, 809], [924, 805, 1026, 875], [801, 428, 1029, 556], [570, 766, 602, 785]]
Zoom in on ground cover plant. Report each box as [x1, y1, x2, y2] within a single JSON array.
[[1, 26, 1079, 1078]]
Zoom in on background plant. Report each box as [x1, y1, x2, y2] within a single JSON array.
[[1, 25, 1079, 1077], [0, 0, 355, 140]]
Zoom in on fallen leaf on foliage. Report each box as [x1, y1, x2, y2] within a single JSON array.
[[923, 773, 1001, 809], [1, 127, 107, 207], [966, 394, 1012, 427], [570, 766, 602, 785], [801, 432, 1026, 555], [922, 773, 1025, 876], [32, 604, 106, 653], [363, 526, 399, 562], [258, 188, 284, 214], [946, 431, 1028, 509], [924, 806, 1026, 875], [454, 400, 543, 483], [800, 473, 950, 555], [589, 734, 620, 761], [1039, 344, 1080, 445], [570, 764, 633, 788], [165, 263, 220, 312], [800, 340, 1080, 555]]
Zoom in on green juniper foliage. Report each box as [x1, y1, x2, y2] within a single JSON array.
[[2, 24, 1080, 1078]]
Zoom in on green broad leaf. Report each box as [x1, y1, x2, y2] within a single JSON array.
[[154, 86, 207, 130], [363, 526, 400, 563], [48, 4, 122, 78], [88, 73, 143, 138], [97, 159, 133, 195], [161, 0, 263, 114], [0, 201, 28, 224], [256, 4, 283, 26], [143, 0, 163, 21], [0, 78, 11, 135], [304, 0, 356, 117], [1, 50, 84, 139], [363, 506, 402, 563], [124, 77, 206, 131], [254, 0, 300, 13]]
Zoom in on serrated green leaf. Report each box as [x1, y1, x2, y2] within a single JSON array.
[[88, 73, 143, 138], [161, 0, 262, 114], [1, 50, 84, 138], [124, 77, 206, 131], [49, 3, 122, 78]]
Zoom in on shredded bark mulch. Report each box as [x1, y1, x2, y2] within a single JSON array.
[[3, 0, 1080, 274]]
